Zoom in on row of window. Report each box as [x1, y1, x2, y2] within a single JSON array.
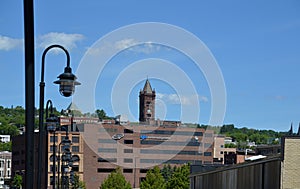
[[98, 128, 213, 138], [50, 145, 80, 152], [50, 136, 79, 143], [140, 130, 204, 137], [98, 148, 212, 156], [140, 140, 201, 146], [49, 165, 79, 172], [98, 138, 213, 148], [97, 157, 210, 164], [140, 149, 203, 155]]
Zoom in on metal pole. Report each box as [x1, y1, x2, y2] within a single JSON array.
[[38, 44, 71, 188], [23, 0, 35, 188], [53, 131, 56, 189], [58, 141, 61, 189]]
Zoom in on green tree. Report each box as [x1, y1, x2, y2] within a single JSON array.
[[140, 166, 166, 189], [166, 164, 190, 189], [96, 109, 110, 120], [0, 141, 12, 151], [70, 174, 86, 189], [100, 167, 131, 189], [161, 164, 174, 182], [12, 174, 23, 188]]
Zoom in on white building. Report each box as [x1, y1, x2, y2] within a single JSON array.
[[0, 136, 10, 143], [0, 151, 11, 189]]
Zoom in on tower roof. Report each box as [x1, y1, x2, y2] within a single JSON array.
[[67, 102, 81, 112], [143, 79, 153, 93]]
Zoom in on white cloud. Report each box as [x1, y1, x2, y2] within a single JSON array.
[[38, 32, 84, 51], [115, 39, 161, 54], [86, 39, 163, 56], [115, 38, 138, 50], [157, 93, 208, 105], [0, 35, 23, 51]]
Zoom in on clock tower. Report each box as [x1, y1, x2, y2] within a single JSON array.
[[139, 79, 156, 123]]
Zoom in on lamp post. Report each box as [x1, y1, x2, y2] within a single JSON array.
[[37, 44, 80, 189], [45, 100, 59, 189], [58, 131, 71, 189]]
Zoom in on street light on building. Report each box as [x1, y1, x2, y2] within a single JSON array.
[[37, 44, 81, 189]]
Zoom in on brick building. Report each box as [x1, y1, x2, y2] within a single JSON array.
[[81, 79, 214, 188], [82, 122, 214, 188], [12, 79, 215, 188]]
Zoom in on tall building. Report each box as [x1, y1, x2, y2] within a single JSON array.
[[139, 79, 156, 124], [12, 79, 215, 188], [82, 79, 214, 188]]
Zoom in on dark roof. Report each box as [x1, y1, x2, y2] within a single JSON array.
[[143, 79, 153, 93]]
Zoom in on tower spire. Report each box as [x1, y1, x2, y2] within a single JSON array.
[[143, 78, 153, 94], [139, 78, 156, 124]]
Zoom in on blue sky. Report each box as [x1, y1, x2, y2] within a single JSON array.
[[1, 1, 300, 132]]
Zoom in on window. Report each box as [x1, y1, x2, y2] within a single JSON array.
[[50, 136, 58, 142], [124, 158, 133, 163], [124, 140, 133, 144], [124, 149, 133, 153], [50, 165, 57, 172], [98, 148, 117, 153], [98, 158, 117, 163], [124, 129, 134, 134], [72, 136, 79, 143], [123, 169, 133, 173], [72, 165, 79, 172], [140, 169, 149, 173], [220, 145, 224, 148], [98, 168, 115, 173], [220, 151, 223, 154], [72, 146, 79, 152], [50, 145, 57, 152], [204, 152, 212, 156], [98, 139, 117, 144]]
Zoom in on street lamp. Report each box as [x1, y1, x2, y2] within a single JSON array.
[[58, 128, 71, 189], [45, 100, 59, 189], [37, 44, 81, 189]]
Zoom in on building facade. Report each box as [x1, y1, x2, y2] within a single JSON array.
[[82, 122, 214, 188], [0, 151, 11, 189]]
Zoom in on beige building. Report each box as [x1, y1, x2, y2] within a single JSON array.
[[281, 136, 300, 189], [47, 130, 84, 187], [213, 135, 236, 164]]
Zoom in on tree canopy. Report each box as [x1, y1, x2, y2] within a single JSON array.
[[96, 109, 112, 120], [140, 164, 190, 189], [100, 167, 131, 189], [220, 124, 283, 145], [140, 166, 166, 189]]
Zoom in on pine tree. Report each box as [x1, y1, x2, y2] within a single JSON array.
[[140, 166, 166, 189], [166, 164, 190, 189], [100, 167, 132, 189]]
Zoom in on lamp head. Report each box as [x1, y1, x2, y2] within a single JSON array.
[[54, 66, 80, 97], [46, 114, 58, 132]]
